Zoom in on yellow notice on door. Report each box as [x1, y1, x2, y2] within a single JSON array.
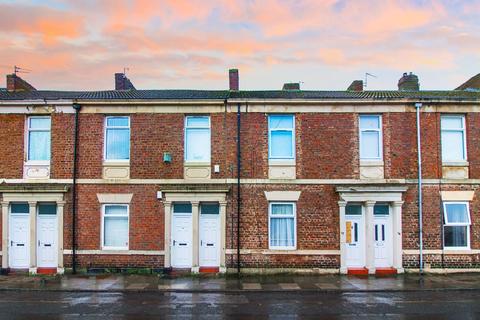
[[346, 221, 352, 243]]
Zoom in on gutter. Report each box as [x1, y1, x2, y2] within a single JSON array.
[[415, 102, 424, 274], [72, 103, 82, 274]]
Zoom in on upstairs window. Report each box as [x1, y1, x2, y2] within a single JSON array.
[[443, 202, 470, 249], [105, 116, 130, 161], [185, 116, 210, 162], [441, 115, 466, 162], [359, 115, 382, 160], [269, 202, 296, 250], [27, 116, 51, 162], [268, 115, 295, 160]]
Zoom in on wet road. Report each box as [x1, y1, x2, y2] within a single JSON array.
[[0, 290, 478, 319]]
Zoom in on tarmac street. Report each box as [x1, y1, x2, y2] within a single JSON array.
[[0, 290, 479, 319]]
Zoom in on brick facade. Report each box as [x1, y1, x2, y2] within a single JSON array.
[[1, 99, 480, 272]]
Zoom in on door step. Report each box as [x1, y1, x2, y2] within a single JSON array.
[[375, 267, 397, 276], [347, 267, 369, 275], [37, 267, 57, 275], [199, 267, 219, 273]]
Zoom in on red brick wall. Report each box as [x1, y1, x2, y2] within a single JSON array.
[[297, 113, 358, 179], [0, 114, 24, 178], [130, 114, 184, 179], [77, 114, 103, 178], [467, 113, 480, 178], [51, 113, 74, 179]]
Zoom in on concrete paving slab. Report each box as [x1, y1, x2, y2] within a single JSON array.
[[242, 283, 261, 290], [279, 283, 300, 290]]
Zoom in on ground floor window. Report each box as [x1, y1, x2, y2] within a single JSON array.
[[269, 202, 296, 250], [102, 204, 129, 250], [443, 202, 470, 249]]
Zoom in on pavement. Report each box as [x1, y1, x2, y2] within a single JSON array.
[[1, 272, 480, 293]]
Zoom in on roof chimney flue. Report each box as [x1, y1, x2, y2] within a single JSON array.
[[115, 72, 135, 90], [398, 72, 419, 91], [6, 74, 36, 92], [229, 69, 239, 91]]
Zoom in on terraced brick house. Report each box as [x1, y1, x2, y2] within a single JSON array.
[[1, 70, 480, 275]]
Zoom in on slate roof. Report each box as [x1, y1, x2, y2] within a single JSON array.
[[1, 89, 480, 101], [456, 73, 480, 91]]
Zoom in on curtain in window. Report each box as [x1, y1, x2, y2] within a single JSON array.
[[106, 128, 130, 160], [445, 204, 468, 223], [104, 216, 128, 247], [29, 131, 51, 160], [270, 218, 294, 247], [271, 131, 293, 158], [360, 131, 380, 159], [270, 204, 294, 247], [185, 128, 210, 161], [444, 226, 467, 247], [441, 131, 464, 161]]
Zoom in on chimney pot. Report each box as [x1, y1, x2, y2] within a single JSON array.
[[229, 69, 239, 91], [398, 72, 419, 91]]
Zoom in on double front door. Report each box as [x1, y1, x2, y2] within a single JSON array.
[[171, 203, 220, 268]]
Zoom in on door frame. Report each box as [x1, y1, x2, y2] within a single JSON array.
[[163, 191, 227, 273], [199, 210, 221, 267], [1, 191, 66, 274]]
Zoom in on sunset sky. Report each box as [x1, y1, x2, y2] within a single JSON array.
[[1, 0, 479, 91]]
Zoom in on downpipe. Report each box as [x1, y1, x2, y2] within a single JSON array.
[[72, 103, 82, 274], [236, 102, 241, 274], [415, 102, 424, 275]]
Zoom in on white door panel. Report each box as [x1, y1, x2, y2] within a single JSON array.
[[199, 215, 220, 267], [37, 215, 58, 268], [345, 215, 365, 268], [9, 215, 30, 268], [171, 214, 192, 268], [374, 214, 393, 268]]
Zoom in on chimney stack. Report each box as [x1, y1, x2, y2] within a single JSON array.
[[6, 74, 36, 92], [282, 82, 300, 90], [398, 72, 419, 91], [229, 69, 239, 91], [115, 73, 136, 90], [347, 80, 363, 92]]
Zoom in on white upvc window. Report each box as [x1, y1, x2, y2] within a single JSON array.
[[443, 202, 471, 250], [441, 115, 466, 162], [185, 116, 211, 162], [359, 115, 382, 160], [269, 202, 296, 250], [102, 204, 129, 250], [104, 116, 130, 161], [27, 116, 51, 163], [268, 115, 295, 160]]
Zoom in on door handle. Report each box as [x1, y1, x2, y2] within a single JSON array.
[[201, 240, 203, 246], [10, 241, 13, 246], [38, 240, 40, 247], [173, 240, 176, 246]]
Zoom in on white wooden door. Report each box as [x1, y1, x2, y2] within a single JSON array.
[[345, 214, 365, 268], [9, 215, 30, 268], [199, 214, 220, 267], [374, 214, 393, 268], [171, 214, 192, 268], [37, 215, 58, 268]]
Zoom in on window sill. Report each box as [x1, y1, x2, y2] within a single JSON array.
[[184, 161, 211, 166], [360, 160, 384, 167], [268, 247, 296, 251], [102, 247, 129, 251], [103, 160, 130, 165], [268, 159, 295, 166], [442, 161, 469, 167]]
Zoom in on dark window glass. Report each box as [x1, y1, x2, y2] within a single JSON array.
[[173, 203, 192, 213], [346, 204, 362, 215], [201, 203, 219, 215], [374, 204, 389, 215], [444, 226, 467, 247], [10, 203, 29, 214], [38, 203, 57, 215]]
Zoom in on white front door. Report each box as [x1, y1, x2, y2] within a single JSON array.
[[199, 214, 220, 267], [374, 213, 393, 268], [9, 214, 30, 268], [37, 215, 58, 268], [345, 214, 365, 268], [171, 211, 192, 268]]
